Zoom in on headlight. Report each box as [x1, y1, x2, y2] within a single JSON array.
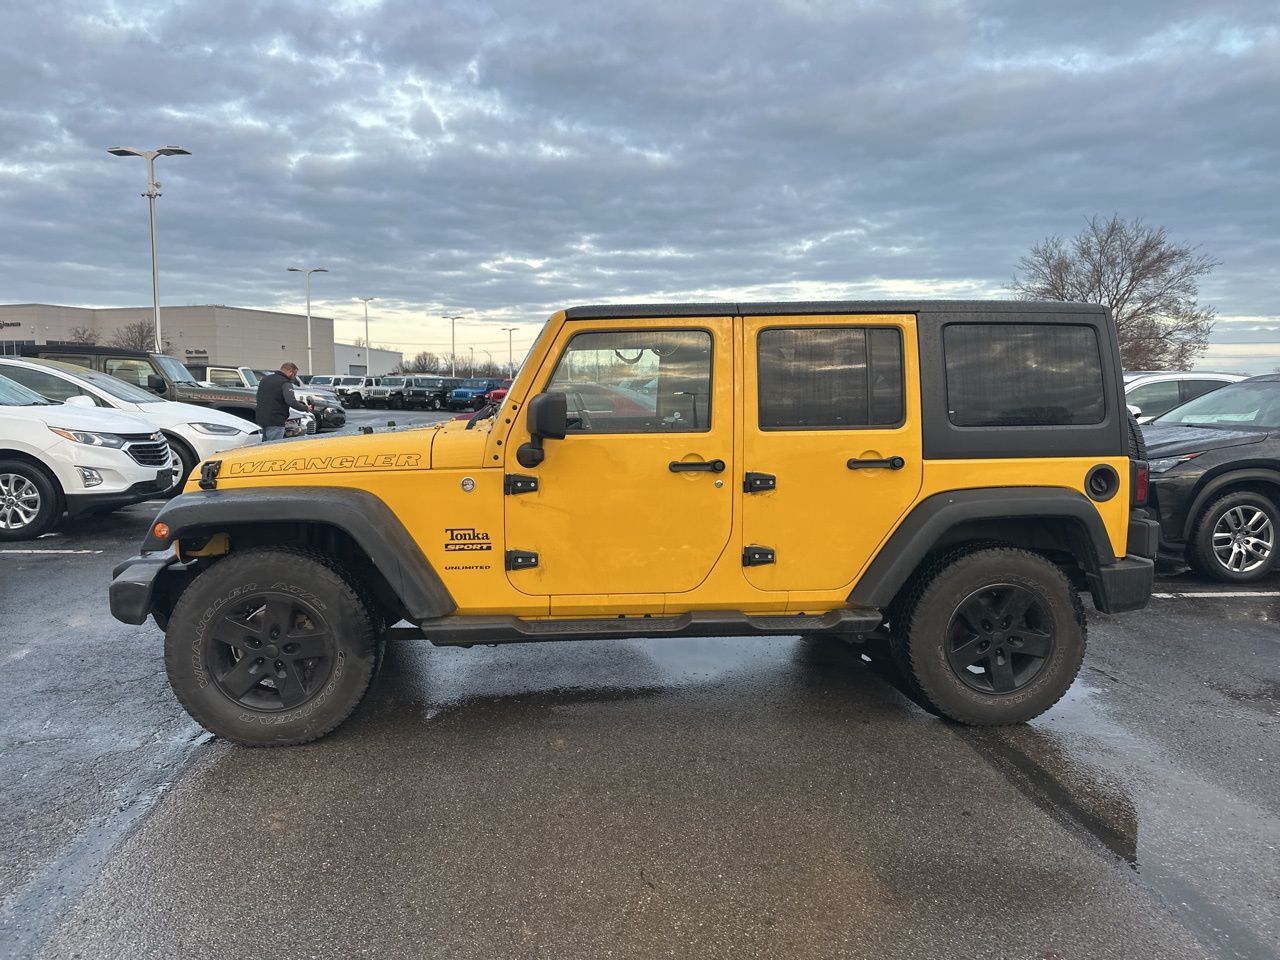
[[189, 422, 244, 435], [48, 427, 126, 448], [1149, 453, 1203, 473]]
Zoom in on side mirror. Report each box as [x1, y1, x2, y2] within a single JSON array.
[[147, 374, 167, 394], [517, 392, 568, 468], [1127, 404, 1141, 418], [63, 395, 95, 408]]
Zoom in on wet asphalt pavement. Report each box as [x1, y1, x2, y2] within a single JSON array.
[[1, 408, 1278, 959]]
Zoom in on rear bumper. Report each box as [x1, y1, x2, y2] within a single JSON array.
[[109, 552, 180, 625], [1087, 555, 1155, 614]]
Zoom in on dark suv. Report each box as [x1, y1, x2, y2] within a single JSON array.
[[1143, 375, 1280, 582], [403, 376, 460, 410]]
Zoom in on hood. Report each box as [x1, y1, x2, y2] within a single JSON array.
[[120, 400, 256, 431], [1142, 422, 1268, 458], [3, 400, 158, 434]]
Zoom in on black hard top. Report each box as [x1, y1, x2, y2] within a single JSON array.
[[563, 300, 1105, 320]]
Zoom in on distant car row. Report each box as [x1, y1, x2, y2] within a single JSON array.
[[306, 375, 512, 411]]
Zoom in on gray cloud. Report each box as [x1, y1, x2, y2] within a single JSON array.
[[0, 0, 1276, 356]]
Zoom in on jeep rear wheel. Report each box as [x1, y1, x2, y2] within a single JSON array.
[[894, 547, 1085, 725], [164, 548, 380, 746]]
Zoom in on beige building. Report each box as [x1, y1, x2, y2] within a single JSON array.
[[0, 303, 396, 376]]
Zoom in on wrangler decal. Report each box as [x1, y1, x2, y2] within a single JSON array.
[[225, 453, 422, 476]]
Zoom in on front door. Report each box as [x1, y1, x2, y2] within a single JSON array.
[[505, 319, 734, 598], [741, 314, 923, 592]]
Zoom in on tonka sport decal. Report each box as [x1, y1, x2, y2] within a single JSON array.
[[225, 453, 422, 475], [444, 527, 492, 552]]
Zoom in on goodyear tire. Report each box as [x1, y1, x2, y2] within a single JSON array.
[[895, 547, 1085, 725], [1188, 490, 1279, 583], [164, 547, 379, 746]]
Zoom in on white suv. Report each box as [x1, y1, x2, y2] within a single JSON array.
[[0, 357, 262, 487], [1124, 371, 1244, 423], [0, 374, 175, 540]]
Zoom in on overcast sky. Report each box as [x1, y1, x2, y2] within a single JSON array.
[[1, 0, 1277, 366]]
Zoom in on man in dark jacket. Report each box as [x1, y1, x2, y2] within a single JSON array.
[[256, 362, 311, 441]]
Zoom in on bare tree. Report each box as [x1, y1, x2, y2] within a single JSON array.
[[107, 320, 157, 351], [69, 325, 98, 344], [1011, 214, 1217, 370], [399, 351, 445, 374]]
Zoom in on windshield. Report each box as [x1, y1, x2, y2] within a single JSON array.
[[461, 379, 489, 389], [310, 376, 334, 386], [383, 377, 405, 387], [1156, 381, 1280, 431], [39, 362, 165, 404], [0, 373, 53, 406], [153, 354, 198, 384], [240, 368, 260, 386]]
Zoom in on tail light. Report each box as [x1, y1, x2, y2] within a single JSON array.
[[1131, 460, 1149, 507]]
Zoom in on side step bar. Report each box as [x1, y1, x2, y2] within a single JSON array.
[[390, 608, 882, 647]]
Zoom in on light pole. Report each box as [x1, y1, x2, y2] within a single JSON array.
[[288, 267, 328, 375], [107, 145, 191, 353], [468, 346, 475, 377], [357, 297, 376, 373], [481, 349, 494, 375], [502, 326, 518, 376], [442, 314, 463, 377]]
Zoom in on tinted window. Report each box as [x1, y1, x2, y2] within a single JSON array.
[[944, 324, 1105, 426], [547, 329, 712, 433], [1127, 379, 1181, 419], [104, 358, 155, 388], [1181, 379, 1230, 402], [2, 366, 100, 404], [757, 327, 903, 429], [1158, 381, 1280, 430], [209, 369, 243, 386]]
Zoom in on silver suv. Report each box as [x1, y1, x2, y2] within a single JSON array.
[[1124, 371, 1244, 423]]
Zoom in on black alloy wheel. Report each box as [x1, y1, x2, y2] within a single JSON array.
[[945, 585, 1055, 694], [207, 593, 338, 711]]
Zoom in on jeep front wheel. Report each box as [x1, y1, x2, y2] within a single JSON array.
[[164, 548, 380, 746], [894, 547, 1085, 725]]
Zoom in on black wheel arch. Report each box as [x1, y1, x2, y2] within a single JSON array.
[[1179, 467, 1280, 542], [850, 488, 1117, 610], [140, 487, 456, 626]]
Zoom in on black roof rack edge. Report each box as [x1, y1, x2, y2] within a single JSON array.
[[562, 300, 1104, 321]]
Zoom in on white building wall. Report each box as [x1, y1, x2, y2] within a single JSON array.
[[333, 343, 403, 376]]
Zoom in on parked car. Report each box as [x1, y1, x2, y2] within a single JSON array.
[[365, 376, 408, 409], [0, 357, 260, 490], [484, 380, 514, 406], [447, 378, 503, 410], [0, 373, 175, 539], [330, 376, 370, 406], [1143, 375, 1280, 582], [286, 381, 347, 431], [19, 344, 259, 422], [112, 298, 1156, 746], [307, 375, 337, 388], [1124, 371, 1243, 423], [402, 376, 460, 410]]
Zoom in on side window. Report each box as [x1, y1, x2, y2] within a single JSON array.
[[104, 358, 154, 387], [3, 367, 91, 403], [757, 326, 903, 429], [1127, 380, 1182, 419], [209, 369, 242, 386], [1181, 379, 1229, 403], [44, 354, 92, 369], [546, 329, 712, 433], [944, 324, 1105, 427]]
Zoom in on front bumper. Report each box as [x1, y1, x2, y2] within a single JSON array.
[[65, 470, 175, 517], [109, 552, 181, 624]]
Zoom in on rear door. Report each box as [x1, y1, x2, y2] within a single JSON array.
[[740, 314, 923, 591]]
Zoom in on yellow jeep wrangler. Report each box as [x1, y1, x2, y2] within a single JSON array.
[[110, 300, 1158, 745]]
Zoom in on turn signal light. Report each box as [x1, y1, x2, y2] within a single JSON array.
[[153, 521, 170, 541], [1131, 461, 1149, 507]]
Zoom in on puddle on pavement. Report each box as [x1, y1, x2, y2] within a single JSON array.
[[961, 681, 1280, 960]]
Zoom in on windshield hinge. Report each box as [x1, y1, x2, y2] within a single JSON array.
[[504, 474, 539, 495], [198, 459, 222, 491]]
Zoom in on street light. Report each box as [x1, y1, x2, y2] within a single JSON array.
[[357, 297, 376, 372], [502, 327, 518, 376], [468, 346, 475, 376], [442, 314, 463, 377], [288, 267, 328, 375], [107, 145, 191, 353]]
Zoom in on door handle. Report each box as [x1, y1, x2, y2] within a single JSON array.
[[847, 456, 905, 470], [669, 459, 726, 473]]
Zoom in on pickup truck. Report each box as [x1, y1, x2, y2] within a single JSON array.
[[20, 345, 258, 421]]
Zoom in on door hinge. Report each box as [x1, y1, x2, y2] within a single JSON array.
[[504, 473, 539, 495], [742, 545, 776, 567], [743, 471, 776, 493], [198, 459, 221, 491], [505, 550, 539, 571]]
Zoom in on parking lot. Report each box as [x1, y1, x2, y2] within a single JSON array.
[[0, 406, 1276, 960]]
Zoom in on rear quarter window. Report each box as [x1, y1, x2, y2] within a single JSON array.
[[944, 324, 1105, 427]]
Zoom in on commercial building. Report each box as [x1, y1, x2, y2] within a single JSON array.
[[0, 303, 401, 375], [334, 342, 402, 376]]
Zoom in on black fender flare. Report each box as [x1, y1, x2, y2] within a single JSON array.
[[1180, 467, 1280, 541], [848, 487, 1116, 608], [141, 487, 455, 621]]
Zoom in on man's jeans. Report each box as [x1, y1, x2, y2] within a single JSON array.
[[262, 425, 286, 442]]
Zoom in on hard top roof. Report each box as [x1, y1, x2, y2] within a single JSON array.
[[563, 299, 1106, 320]]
